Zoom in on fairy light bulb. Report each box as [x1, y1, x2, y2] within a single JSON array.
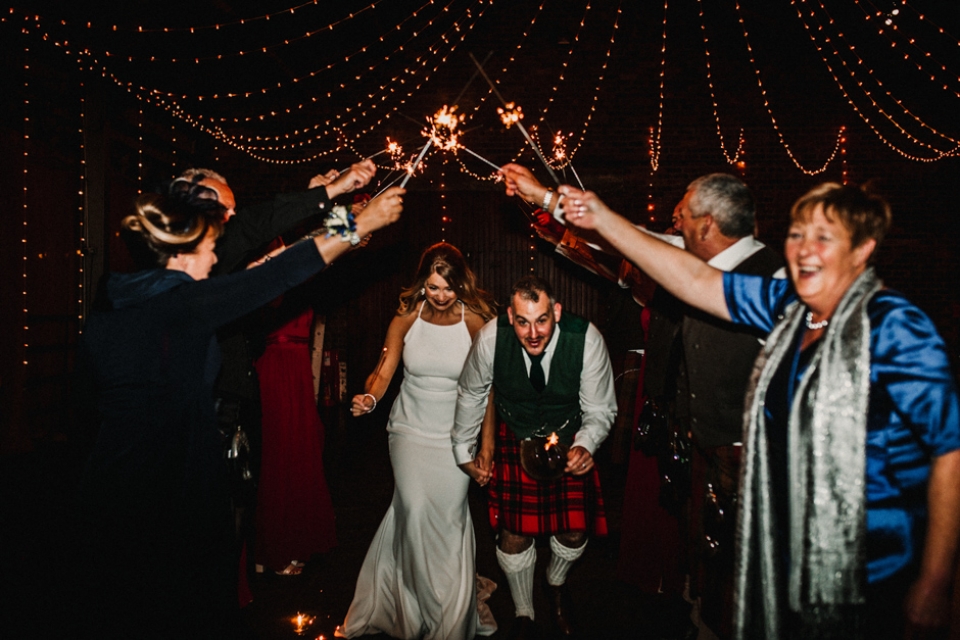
[[696, 0, 745, 164], [733, 0, 844, 175], [22, 46, 30, 366]]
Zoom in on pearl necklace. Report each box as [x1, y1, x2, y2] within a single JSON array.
[[805, 311, 829, 330]]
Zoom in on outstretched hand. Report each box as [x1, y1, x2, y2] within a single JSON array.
[[328, 159, 377, 198], [501, 163, 549, 207], [308, 169, 341, 189], [557, 185, 614, 232]]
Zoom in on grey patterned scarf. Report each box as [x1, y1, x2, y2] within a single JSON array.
[[733, 267, 881, 639]]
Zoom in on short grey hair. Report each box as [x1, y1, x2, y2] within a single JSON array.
[[179, 167, 228, 185], [686, 173, 755, 238]]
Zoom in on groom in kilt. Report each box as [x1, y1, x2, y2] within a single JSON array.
[[453, 275, 617, 639]]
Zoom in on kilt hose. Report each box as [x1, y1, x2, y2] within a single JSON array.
[[488, 421, 608, 537]]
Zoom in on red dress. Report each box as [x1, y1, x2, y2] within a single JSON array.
[[254, 306, 337, 570], [615, 306, 683, 594]]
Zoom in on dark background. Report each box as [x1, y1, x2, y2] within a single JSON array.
[[1, 1, 959, 636]]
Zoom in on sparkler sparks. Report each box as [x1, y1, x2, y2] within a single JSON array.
[[545, 432, 560, 450], [426, 105, 464, 152], [386, 137, 404, 169], [498, 102, 524, 129]]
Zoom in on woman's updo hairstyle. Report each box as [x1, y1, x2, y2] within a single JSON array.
[[122, 175, 225, 267]]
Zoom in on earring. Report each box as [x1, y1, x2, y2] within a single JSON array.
[[419, 288, 425, 296]]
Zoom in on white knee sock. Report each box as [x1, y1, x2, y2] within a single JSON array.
[[546, 536, 587, 587], [496, 544, 537, 619]]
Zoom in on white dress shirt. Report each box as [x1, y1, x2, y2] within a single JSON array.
[[452, 317, 617, 465]]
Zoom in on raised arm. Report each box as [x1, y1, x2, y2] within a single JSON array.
[[559, 185, 731, 321]]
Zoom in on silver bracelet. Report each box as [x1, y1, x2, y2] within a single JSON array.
[[362, 393, 377, 412], [541, 188, 554, 211]]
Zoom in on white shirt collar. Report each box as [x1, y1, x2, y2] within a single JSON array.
[[707, 235, 765, 271]]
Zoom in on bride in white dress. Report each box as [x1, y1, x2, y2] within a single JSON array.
[[337, 243, 498, 640]]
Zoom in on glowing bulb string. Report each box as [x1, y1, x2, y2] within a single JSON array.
[[732, 0, 844, 175], [802, 0, 960, 148], [790, 0, 959, 160], [696, 0, 746, 164], [469, 52, 559, 185]]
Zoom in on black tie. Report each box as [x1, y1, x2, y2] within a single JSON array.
[[529, 353, 546, 393]]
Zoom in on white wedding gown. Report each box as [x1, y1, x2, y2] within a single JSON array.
[[337, 302, 497, 640]]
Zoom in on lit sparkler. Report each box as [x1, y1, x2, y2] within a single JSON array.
[[468, 53, 559, 185], [545, 432, 559, 450], [386, 137, 404, 169], [498, 103, 523, 129], [427, 105, 464, 152]]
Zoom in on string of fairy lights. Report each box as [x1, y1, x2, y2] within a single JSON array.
[[790, 0, 959, 161], [6, 0, 960, 300], [696, 0, 745, 166], [650, 0, 668, 173], [855, 0, 960, 96], [78, 85, 87, 326], [732, 0, 845, 175], [21, 44, 31, 367], [809, 0, 959, 147]]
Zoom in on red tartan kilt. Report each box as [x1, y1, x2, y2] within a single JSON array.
[[487, 421, 608, 537]]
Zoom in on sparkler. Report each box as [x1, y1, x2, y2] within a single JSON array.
[[399, 139, 432, 188], [545, 432, 560, 450], [468, 53, 559, 186], [551, 132, 585, 190], [456, 145, 502, 174], [400, 105, 464, 187]]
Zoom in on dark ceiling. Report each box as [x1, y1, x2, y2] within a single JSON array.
[[6, 0, 960, 179]]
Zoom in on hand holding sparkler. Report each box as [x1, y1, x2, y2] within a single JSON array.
[[308, 169, 341, 190], [501, 163, 563, 220], [327, 159, 377, 199]]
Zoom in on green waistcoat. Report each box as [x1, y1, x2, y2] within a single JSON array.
[[493, 313, 588, 445]]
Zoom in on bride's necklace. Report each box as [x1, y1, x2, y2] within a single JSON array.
[[805, 311, 829, 330]]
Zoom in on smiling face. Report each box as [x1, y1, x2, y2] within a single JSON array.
[[423, 271, 457, 311], [507, 292, 561, 357], [784, 204, 876, 318]]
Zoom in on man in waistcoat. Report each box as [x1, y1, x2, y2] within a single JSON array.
[[498, 165, 783, 639], [453, 275, 617, 640], [654, 174, 783, 640]]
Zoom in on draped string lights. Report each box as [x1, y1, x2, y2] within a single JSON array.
[[855, 0, 960, 96], [732, 0, 844, 175], [8, 1, 958, 189], [790, 0, 958, 161], [22, 44, 31, 367], [78, 85, 87, 326], [650, 0, 668, 172], [696, 0, 745, 165]]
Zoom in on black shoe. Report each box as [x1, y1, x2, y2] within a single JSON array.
[[544, 583, 577, 636], [506, 615, 539, 640]]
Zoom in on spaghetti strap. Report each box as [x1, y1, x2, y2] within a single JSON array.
[[460, 300, 465, 322], [416, 300, 425, 319]]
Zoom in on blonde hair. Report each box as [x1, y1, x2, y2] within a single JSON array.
[[122, 187, 224, 267], [398, 243, 496, 321]]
